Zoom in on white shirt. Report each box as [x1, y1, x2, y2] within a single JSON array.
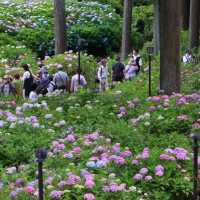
[[47, 81, 56, 93], [22, 71, 31, 81], [133, 54, 142, 67], [183, 53, 192, 64], [29, 91, 38, 102], [97, 65, 108, 82], [70, 74, 87, 92], [125, 64, 137, 80]]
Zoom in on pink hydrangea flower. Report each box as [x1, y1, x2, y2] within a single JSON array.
[[177, 115, 189, 121], [173, 147, 189, 160], [139, 168, 148, 175], [133, 173, 143, 181], [155, 165, 164, 176], [160, 154, 176, 161], [112, 143, 120, 153], [141, 148, 150, 159], [49, 190, 63, 199], [132, 159, 139, 165], [85, 179, 95, 189], [25, 186, 36, 194], [63, 152, 74, 159], [149, 106, 157, 112], [144, 176, 153, 182], [114, 156, 126, 165], [149, 96, 161, 103], [73, 147, 81, 154], [65, 134, 76, 142], [84, 193, 96, 200], [120, 150, 132, 158], [66, 174, 81, 186]]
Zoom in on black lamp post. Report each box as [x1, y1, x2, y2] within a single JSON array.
[[191, 133, 200, 200], [147, 46, 154, 97], [36, 148, 47, 200], [77, 38, 82, 85], [77, 38, 87, 85]]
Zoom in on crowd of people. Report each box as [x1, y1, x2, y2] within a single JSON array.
[[0, 63, 87, 102], [0, 49, 142, 100], [97, 49, 142, 92]]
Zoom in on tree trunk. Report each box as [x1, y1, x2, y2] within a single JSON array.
[[121, 0, 133, 61], [181, 0, 190, 30], [54, 0, 66, 55], [154, 0, 160, 54], [159, 0, 181, 95], [189, 0, 200, 50]]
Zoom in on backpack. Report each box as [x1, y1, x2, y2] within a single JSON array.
[[135, 57, 141, 74], [36, 80, 49, 95]]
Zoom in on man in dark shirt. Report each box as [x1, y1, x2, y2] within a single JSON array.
[[112, 56, 125, 82]]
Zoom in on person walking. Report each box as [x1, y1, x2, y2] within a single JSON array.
[[22, 64, 34, 98], [53, 64, 68, 91], [38, 64, 49, 81], [70, 69, 87, 93], [132, 49, 142, 74], [125, 59, 138, 80], [97, 59, 109, 92], [112, 56, 125, 83]]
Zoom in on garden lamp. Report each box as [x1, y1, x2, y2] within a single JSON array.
[[77, 38, 87, 85], [36, 148, 47, 200]]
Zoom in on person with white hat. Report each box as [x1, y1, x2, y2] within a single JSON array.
[[53, 64, 68, 91], [97, 59, 109, 92]]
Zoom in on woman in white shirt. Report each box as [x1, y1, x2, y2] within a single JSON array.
[[125, 59, 138, 80], [97, 59, 109, 92], [22, 64, 34, 99], [70, 69, 87, 93]]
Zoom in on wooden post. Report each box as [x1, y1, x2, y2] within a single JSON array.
[[189, 0, 200, 50], [121, 0, 133, 61], [54, 0, 66, 54], [159, 0, 181, 95], [154, 0, 160, 54], [181, 0, 190, 30]]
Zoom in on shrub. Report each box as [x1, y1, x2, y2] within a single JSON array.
[[0, 0, 121, 57], [132, 5, 154, 49], [0, 45, 37, 75]]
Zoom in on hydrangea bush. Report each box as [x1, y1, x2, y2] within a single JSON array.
[[0, 63, 199, 198], [0, 0, 121, 57]]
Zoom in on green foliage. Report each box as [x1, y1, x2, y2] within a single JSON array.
[[91, 0, 123, 14], [0, 61, 199, 199], [132, 5, 154, 49], [16, 28, 54, 58], [0, 33, 17, 46], [0, 0, 122, 57], [134, 0, 154, 6], [0, 45, 37, 75]]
